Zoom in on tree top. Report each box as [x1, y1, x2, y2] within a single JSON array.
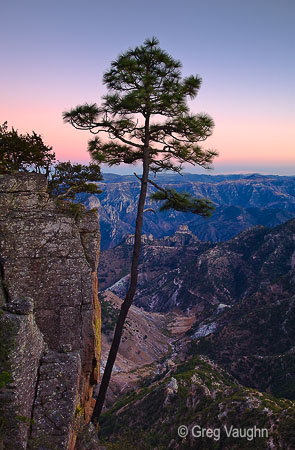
[[63, 37, 217, 175]]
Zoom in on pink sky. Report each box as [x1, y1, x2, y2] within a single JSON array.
[[1, 0, 294, 175], [3, 101, 294, 175]]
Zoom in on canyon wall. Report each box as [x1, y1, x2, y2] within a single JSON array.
[[0, 172, 101, 450]]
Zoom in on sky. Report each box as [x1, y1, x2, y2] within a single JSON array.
[[1, 0, 294, 175]]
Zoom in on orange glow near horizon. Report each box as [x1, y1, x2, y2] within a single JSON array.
[[2, 108, 294, 171], [2, 92, 294, 173]]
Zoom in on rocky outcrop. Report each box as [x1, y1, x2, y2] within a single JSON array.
[[0, 173, 101, 450], [98, 355, 295, 449]]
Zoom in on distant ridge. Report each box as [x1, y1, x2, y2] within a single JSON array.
[[101, 172, 295, 184], [78, 173, 295, 249]]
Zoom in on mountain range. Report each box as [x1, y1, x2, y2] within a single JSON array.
[[78, 173, 295, 249], [99, 219, 295, 313], [90, 173, 295, 448], [98, 219, 295, 449]]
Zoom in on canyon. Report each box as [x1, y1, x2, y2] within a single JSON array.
[[1, 172, 295, 449]]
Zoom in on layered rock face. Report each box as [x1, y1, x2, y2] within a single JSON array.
[[0, 173, 101, 450]]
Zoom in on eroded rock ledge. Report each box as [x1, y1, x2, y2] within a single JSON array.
[[0, 172, 101, 450]]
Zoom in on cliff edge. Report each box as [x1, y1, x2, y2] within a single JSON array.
[[0, 172, 101, 450]]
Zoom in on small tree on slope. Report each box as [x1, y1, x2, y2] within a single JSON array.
[[63, 37, 218, 422]]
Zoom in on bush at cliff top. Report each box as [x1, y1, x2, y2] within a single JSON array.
[[0, 121, 55, 176], [0, 121, 103, 201]]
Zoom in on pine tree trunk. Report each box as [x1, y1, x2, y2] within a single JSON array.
[[91, 117, 150, 423]]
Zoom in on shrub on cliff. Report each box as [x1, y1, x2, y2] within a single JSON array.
[[0, 122, 102, 201], [0, 121, 55, 176], [48, 161, 102, 200]]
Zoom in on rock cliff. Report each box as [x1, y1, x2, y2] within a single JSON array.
[[0, 173, 101, 450]]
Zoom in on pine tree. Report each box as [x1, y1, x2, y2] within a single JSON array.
[[63, 37, 218, 422]]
